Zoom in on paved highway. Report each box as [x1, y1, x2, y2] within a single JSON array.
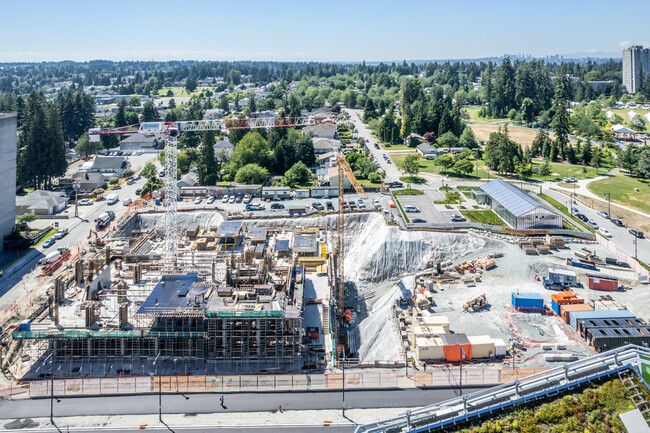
[[0, 387, 481, 419]]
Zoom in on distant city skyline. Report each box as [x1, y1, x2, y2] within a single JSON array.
[[1, 0, 649, 63]]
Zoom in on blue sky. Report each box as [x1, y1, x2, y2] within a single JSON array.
[[1, 0, 649, 62]]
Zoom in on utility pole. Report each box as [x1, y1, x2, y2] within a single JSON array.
[[74, 183, 79, 218], [459, 346, 467, 396], [153, 352, 161, 423], [634, 236, 638, 260], [44, 352, 54, 424]]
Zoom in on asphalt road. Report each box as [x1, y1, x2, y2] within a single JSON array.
[[2, 425, 355, 433], [0, 387, 481, 419], [0, 154, 157, 312]]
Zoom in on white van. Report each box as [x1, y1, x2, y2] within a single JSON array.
[[123, 198, 132, 206], [106, 193, 119, 205]]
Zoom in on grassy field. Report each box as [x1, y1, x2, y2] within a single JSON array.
[[530, 159, 605, 181], [399, 176, 425, 184], [393, 188, 424, 195], [435, 191, 463, 204], [461, 210, 505, 225], [469, 123, 556, 147], [537, 193, 594, 232], [465, 107, 509, 123], [609, 108, 650, 133], [159, 87, 204, 97], [391, 154, 490, 179], [378, 143, 416, 151], [357, 179, 383, 187], [588, 175, 650, 215]]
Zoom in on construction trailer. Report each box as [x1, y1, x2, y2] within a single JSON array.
[[511, 292, 544, 311], [544, 268, 578, 289]]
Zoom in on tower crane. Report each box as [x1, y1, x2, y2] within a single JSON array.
[[89, 112, 363, 340]]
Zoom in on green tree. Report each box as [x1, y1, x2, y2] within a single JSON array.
[[437, 131, 459, 149], [115, 99, 127, 127], [229, 70, 242, 85], [520, 97, 535, 123], [282, 161, 312, 187], [551, 99, 570, 160], [141, 162, 157, 178], [198, 131, 218, 185], [168, 98, 176, 109], [434, 153, 455, 174], [459, 127, 477, 148], [141, 99, 160, 122], [185, 76, 197, 92], [231, 131, 271, 169], [402, 153, 421, 188], [636, 147, 650, 178], [75, 132, 102, 157], [453, 158, 474, 176], [538, 159, 551, 179], [591, 148, 602, 174], [16, 213, 39, 230], [235, 163, 268, 184]]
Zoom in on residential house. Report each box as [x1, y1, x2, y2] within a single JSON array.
[[313, 138, 341, 155], [178, 171, 200, 188], [213, 137, 234, 161], [16, 190, 68, 216], [89, 156, 131, 177], [70, 171, 106, 191], [317, 151, 336, 168], [304, 124, 337, 139], [119, 133, 160, 152], [416, 142, 436, 157]]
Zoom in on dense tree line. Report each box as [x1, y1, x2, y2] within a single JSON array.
[[16, 91, 67, 189]]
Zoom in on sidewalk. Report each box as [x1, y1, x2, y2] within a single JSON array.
[[0, 407, 410, 431]]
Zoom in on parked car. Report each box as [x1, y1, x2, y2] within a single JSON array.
[[372, 199, 381, 208], [311, 202, 325, 211], [571, 207, 579, 214], [78, 198, 93, 206], [221, 195, 229, 203], [271, 203, 285, 210], [135, 188, 142, 195], [611, 218, 625, 227], [133, 174, 141, 181], [563, 177, 577, 183], [54, 229, 68, 240], [243, 194, 252, 204], [451, 214, 466, 222], [404, 205, 420, 213], [597, 211, 610, 219], [126, 179, 135, 185], [42, 238, 56, 248], [245, 204, 264, 211], [326, 201, 334, 210], [411, 218, 427, 223], [629, 229, 645, 238], [349, 201, 357, 209], [357, 200, 366, 209], [587, 220, 599, 229], [229, 195, 236, 204], [194, 197, 202, 204], [207, 196, 216, 204], [598, 227, 612, 238], [575, 213, 588, 222]]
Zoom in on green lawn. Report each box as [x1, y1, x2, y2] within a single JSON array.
[[159, 87, 202, 97], [461, 210, 505, 225], [537, 193, 594, 232], [465, 107, 509, 123], [393, 197, 410, 223], [393, 189, 424, 195], [357, 179, 383, 187], [529, 159, 608, 181], [391, 154, 490, 179], [379, 143, 417, 151], [435, 191, 463, 204], [456, 186, 479, 191], [588, 175, 650, 215], [399, 176, 425, 184]]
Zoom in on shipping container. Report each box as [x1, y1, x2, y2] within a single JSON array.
[[550, 291, 584, 315], [440, 333, 472, 362], [511, 292, 544, 309], [468, 335, 495, 358], [586, 274, 619, 291], [569, 258, 598, 271], [577, 317, 646, 338], [493, 338, 508, 357], [570, 309, 635, 330], [416, 337, 445, 361], [560, 303, 593, 324], [586, 326, 650, 352]]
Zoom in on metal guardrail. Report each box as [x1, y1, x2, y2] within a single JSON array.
[[355, 344, 650, 433]]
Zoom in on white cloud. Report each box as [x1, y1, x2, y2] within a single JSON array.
[[619, 41, 631, 48]]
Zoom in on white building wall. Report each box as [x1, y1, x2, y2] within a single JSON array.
[[0, 113, 17, 250]]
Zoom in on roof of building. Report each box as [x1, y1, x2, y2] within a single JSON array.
[[91, 156, 128, 170], [317, 151, 335, 161], [178, 171, 199, 187], [264, 187, 290, 192], [293, 233, 318, 254], [214, 137, 233, 150], [252, 110, 279, 118], [313, 137, 341, 151], [216, 221, 242, 238], [247, 227, 268, 242], [15, 190, 68, 210], [136, 273, 206, 313], [304, 124, 337, 138], [274, 239, 291, 252], [548, 268, 578, 277], [416, 143, 435, 154], [479, 179, 559, 218], [440, 333, 470, 346], [611, 124, 636, 134], [71, 171, 105, 183], [120, 133, 158, 144]]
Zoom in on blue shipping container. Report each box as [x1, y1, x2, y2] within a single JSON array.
[[551, 299, 560, 315], [570, 309, 635, 330], [512, 292, 544, 309], [570, 258, 598, 271]]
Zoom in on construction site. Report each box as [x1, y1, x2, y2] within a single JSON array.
[[1, 118, 649, 387]]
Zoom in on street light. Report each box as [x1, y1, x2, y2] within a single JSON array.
[[153, 352, 161, 423], [603, 193, 611, 217], [74, 183, 80, 218], [459, 346, 467, 396], [634, 236, 638, 260]]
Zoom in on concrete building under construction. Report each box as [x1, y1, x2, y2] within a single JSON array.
[[10, 218, 333, 379]]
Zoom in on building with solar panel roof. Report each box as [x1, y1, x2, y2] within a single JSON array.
[[473, 179, 563, 229]]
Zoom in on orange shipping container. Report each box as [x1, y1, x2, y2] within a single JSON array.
[[440, 334, 472, 362], [560, 304, 593, 324]]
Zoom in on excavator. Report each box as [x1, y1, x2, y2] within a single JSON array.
[[88, 229, 105, 247]]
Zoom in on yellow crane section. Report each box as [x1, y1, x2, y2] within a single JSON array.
[[336, 154, 367, 198]]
